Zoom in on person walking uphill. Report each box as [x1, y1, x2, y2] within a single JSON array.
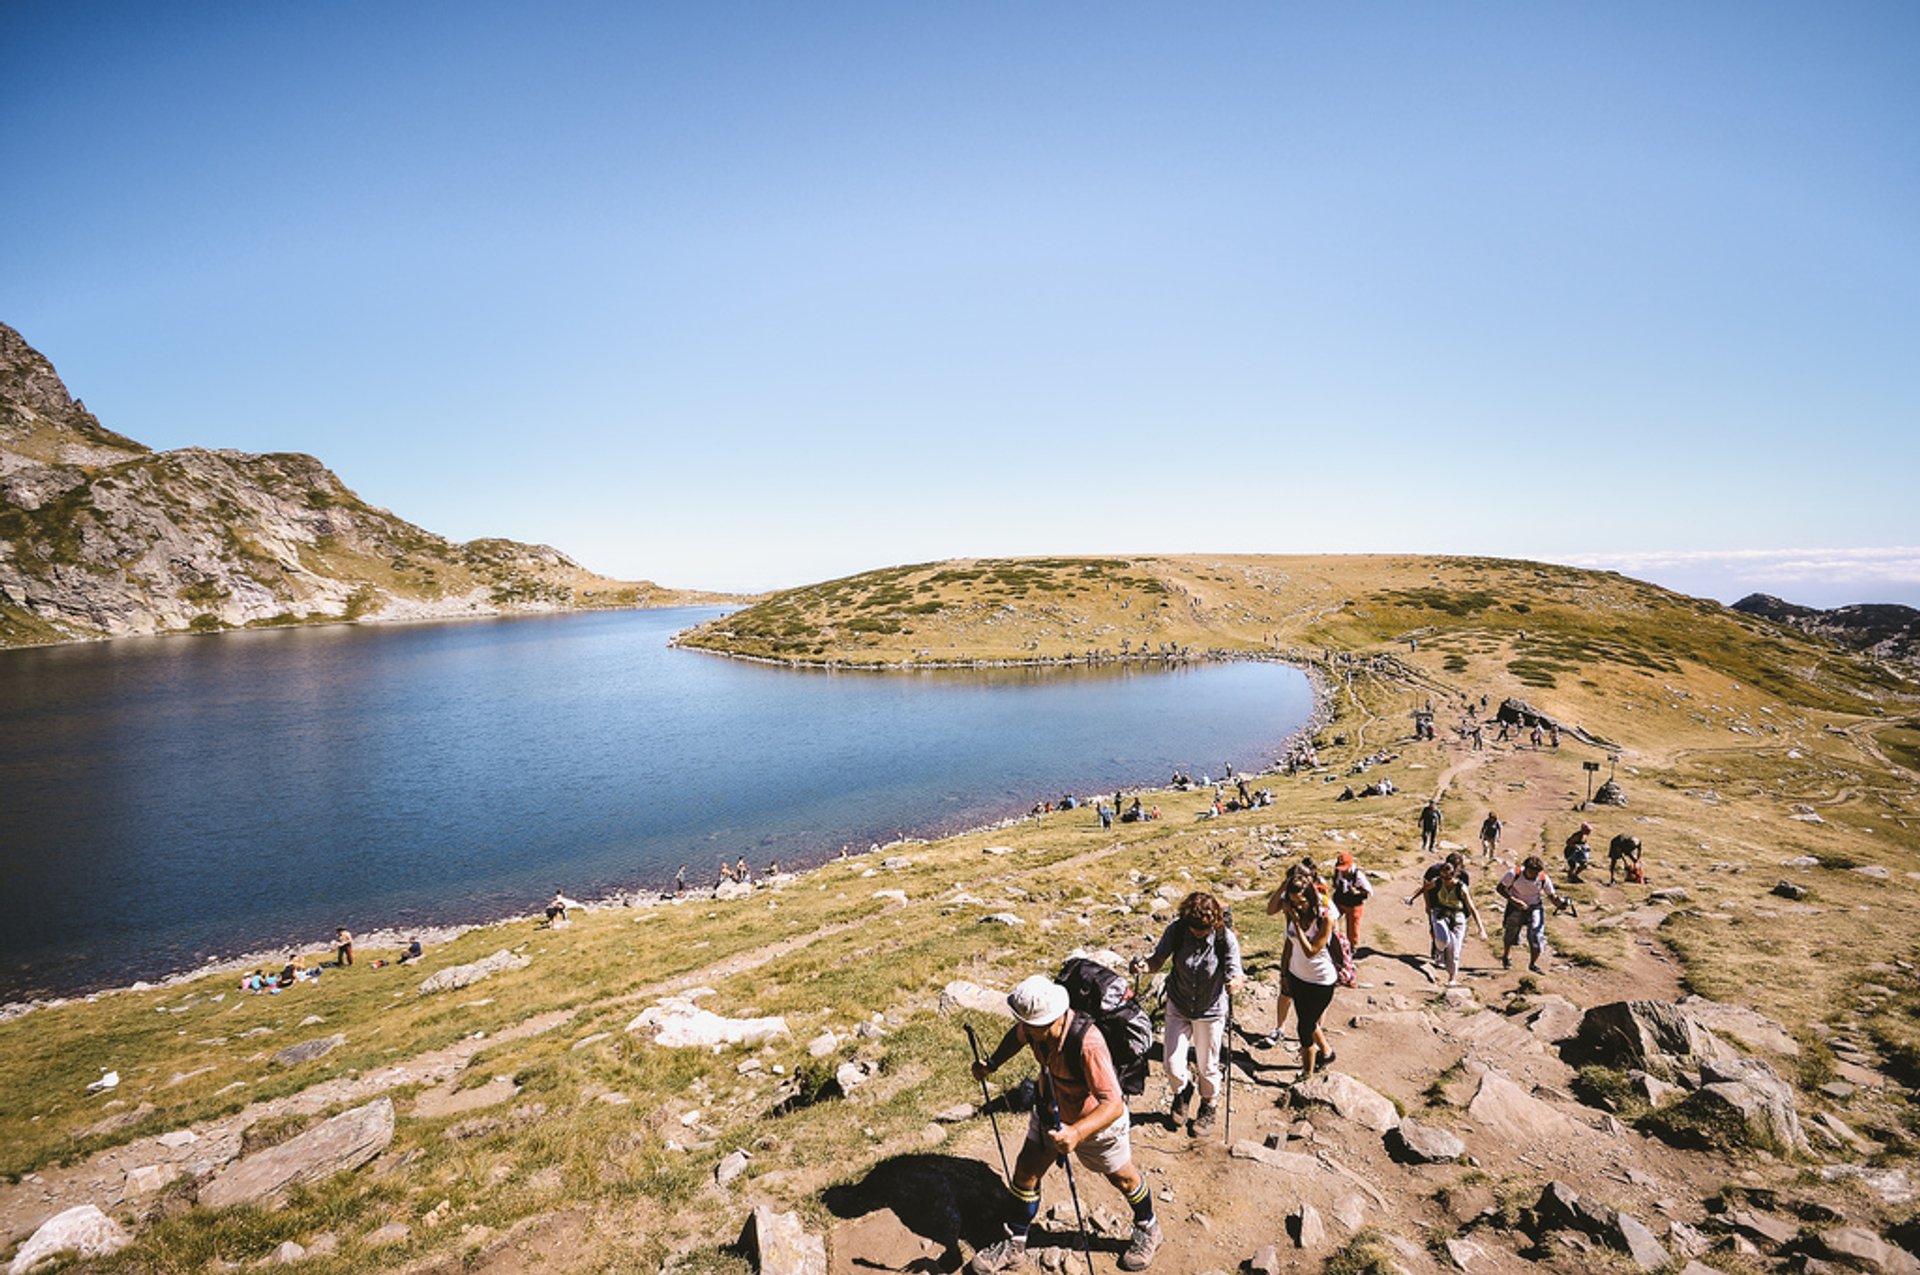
[[1272, 867, 1341, 1078], [1132, 893, 1243, 1138], [1497, 855, 1563, 972], [1329, 851, 1372, 953], [1418, 798, 1442, 854], [969, 976, 1163, 1272], [1407, 856, 1487, 987]]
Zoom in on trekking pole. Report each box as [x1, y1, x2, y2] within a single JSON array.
[[962, 1023, 1013, 1189], [1044, 1077, 1099, 1275], [1222, 990, 1234, 1146]]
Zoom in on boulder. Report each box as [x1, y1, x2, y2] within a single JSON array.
[[1612, 1213, 1669, 1270], [1466, 1070, 1574, 1142], [1293, 1203, 1326, 1250], [806, 1031, 838, 1058], [123, 1162, 179, 1195], [272, 1033, 345, 1067], [938, 980, 1013, 1019], [979, 913, 1025, 927], [1522, 995, 1585, 1044], [1722, 1208, 1797, 1248], [1390, 1117, 1466, 1163], [628, 996, 790, 1049], [1810, 1228, 1920, 1274], [1291, 1071, 1400, 1133], [1676, 997, 1798, 1056], [1572, 1000, 1728, 1071], [417, 950, 529, 995], [715, 1149, 751, 1187], [740, 1205, 827, 1275], [1772, 880, 1810, 900], [1249, 1244, 1281, 1274], [1694, 1056, 1809, 1154], [200, 1097, 394, 1208], [1591, 779, 1627, 806], [8, 1205, 131, 1274]]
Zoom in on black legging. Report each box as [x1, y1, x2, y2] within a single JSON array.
[[1292, 977, 1337, 1052]]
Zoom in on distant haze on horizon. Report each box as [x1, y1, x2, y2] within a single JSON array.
[[5, 4, 1915, 608]]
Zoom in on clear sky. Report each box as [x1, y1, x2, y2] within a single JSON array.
[[5, 3, 1916, 606]]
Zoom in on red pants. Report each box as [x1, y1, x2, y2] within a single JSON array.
[[1338, 903, 1363, 951]]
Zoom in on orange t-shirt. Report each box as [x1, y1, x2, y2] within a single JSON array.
[[1036, 1011, 1122, 1124]]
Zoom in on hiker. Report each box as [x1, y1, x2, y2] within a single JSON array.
[[1418, 798, 1441, 853], [1132, 893, 1243, 1138], [674, 864, 686, 896], [335, 927, 354, 967], [1563, 824, 1594, 882], [1406, 855, 1487, 987], [1496, 856, 1563, 972], [1608, 835, 1645, 885], [1479, 812, 1503, 862], [397, 937, 424, 964], [1330, 850, 1373, 953], [1275, 867, 1340, 1077], [968, 976, 1163, 1272], [1098, 803, 1113, 830]]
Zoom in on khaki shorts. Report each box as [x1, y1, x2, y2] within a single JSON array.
[[1025, 1105, 1132, 1176]]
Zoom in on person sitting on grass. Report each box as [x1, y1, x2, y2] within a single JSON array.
[[967, 975, 1164, 1272]]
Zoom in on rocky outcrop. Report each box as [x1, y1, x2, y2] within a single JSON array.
[[1572, 1000, 1731, 1072], [1493, 698, 1614, 748], [628, 993, 790, 1049], [417, 950, 529, 995], [1290, 1070, 1401, 1133], [7, 1204, 130, 1274], [0, 322, 716, 648], [1734, 593, 1920, 667], [198, 1098, 394, 1209]]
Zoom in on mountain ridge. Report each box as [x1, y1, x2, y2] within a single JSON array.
[[1733, 591, 1920, 666], [0, 322, 733, 646]]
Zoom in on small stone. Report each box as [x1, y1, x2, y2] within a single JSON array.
[[306, 1234, 337, 1256], [1391, 1116, 1466, 1163], [1293, 1203, 1326, 1250], [272, 1240, 306, 1264], [715, 1149, 751, 1187], [124, 1163, 179, 1195], [934, 1103, 976, 1123], [1612, 1213, 1669, 1270], [806, 1031, 838, 1058], [979, 913, 1025, 927], [366, 1223, 410, 1246], [271, 1034, 345, 1067], [1248, 1244, 1280, 1274]]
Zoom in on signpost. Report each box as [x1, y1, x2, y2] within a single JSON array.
[[1582, 760, 1601, 806]]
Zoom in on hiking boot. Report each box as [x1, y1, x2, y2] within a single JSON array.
[[1167, 1082, 1194, 1122], [1118, 1220, 1163, 1271], [1190, 1098, 1216, 1137], [968, 1228, 1030, 1274]]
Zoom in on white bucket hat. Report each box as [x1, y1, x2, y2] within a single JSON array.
[[1007, 975, 1070, 1027]]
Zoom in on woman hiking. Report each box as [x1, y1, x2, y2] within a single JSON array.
[[1133, 892, 1243, 1137]]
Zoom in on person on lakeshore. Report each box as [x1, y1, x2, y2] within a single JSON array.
[[1563, 824, 1594, 883], [1497, 855, 1562, 972], [335, 927, 354, 967], [674, 864, 687, 896], [1132, 892, 1243, 1138], [1407, 855, 1486, 986], [1480, 812, 1504, 863], [1418, 798, 1442, 853], [1276, 868, 1340, 1077], [1098, 802, 1113, 830], [278, 952, 301, 989], [398, 937, 423, 964], [734, 856, 749, 884], [1330, 850, 1373, 953], [1607, 834, 1645, 885], [766, 859, 779, 879], [968, 976, 1164, 1272], [546, 887, 580, 924]]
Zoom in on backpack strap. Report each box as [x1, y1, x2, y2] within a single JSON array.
[[1060, 1013, 1095, 1091]]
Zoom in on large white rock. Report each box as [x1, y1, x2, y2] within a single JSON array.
[[1292, 1071, 1401, 1133], [1464, 1070, 1575, 1143], [628, 997, 790, 1049], [417, 950, 529, 995], [9, 1205, 130, 1274], [740, 1205, 827, 1275], [938, 980, 1013, 1019]]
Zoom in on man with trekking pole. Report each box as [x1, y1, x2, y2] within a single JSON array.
[[966, 975, 1164, 1273]]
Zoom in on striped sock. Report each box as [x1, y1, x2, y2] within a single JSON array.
[[1125, 1179, 1155, 1226], [1009, 1184, 1041, 1240]]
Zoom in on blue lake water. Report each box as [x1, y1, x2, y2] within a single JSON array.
[[0, 608, 1313, 1000]]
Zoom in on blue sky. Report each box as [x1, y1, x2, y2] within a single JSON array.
[[5, 3, 1916, 604]]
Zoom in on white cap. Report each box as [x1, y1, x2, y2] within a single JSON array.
[[1007, 975, 1070, 1027]]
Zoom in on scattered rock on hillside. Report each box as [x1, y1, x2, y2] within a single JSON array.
[[979, 913, 1025, 927], [1291, 1071, 1400, 1132], [417, 950, 529, 995], [1612, 1213, 1669, 1270], [200, 1098, 394, 1209], [1229, 1141, 1323, 1176], [629, 994, 790, 1048], [8, 1205, 130, 1274], [1676, 997, 1798, 1056], [1292, 1202, 1326, 1250], [1390, 1117, 1466, 1163], [1465, 1070, 1574, 1142], [715, 1150, 750, 1188], [1591, 779, 1628, 806], [1572, 1000, 1729, 1071], [740, 1204, 827, 1275], [1693, 1056, 1809, 1154], [1773, 880, 1810, 900], [938, 980, 1012, 1019], [1521, 995, 1584, 1044], [272, 1034, 345, 1067], [1808, 1228, 1920, 1274], [123, 1162, 179, 1195]]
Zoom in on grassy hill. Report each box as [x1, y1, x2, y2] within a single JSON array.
[[2, 554, 1917, 1273]]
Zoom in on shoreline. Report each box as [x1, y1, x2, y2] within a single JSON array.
[[0, 653, 1335, 1020]]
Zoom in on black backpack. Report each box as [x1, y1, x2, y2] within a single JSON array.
[[1057, 956, 1153, 1096]]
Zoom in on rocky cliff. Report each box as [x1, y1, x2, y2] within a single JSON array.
[[1733, 592, 1920, 667], [0, 323, 720, 646]]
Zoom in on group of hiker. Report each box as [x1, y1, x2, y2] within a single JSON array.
[[238, 929, 422, 994]]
